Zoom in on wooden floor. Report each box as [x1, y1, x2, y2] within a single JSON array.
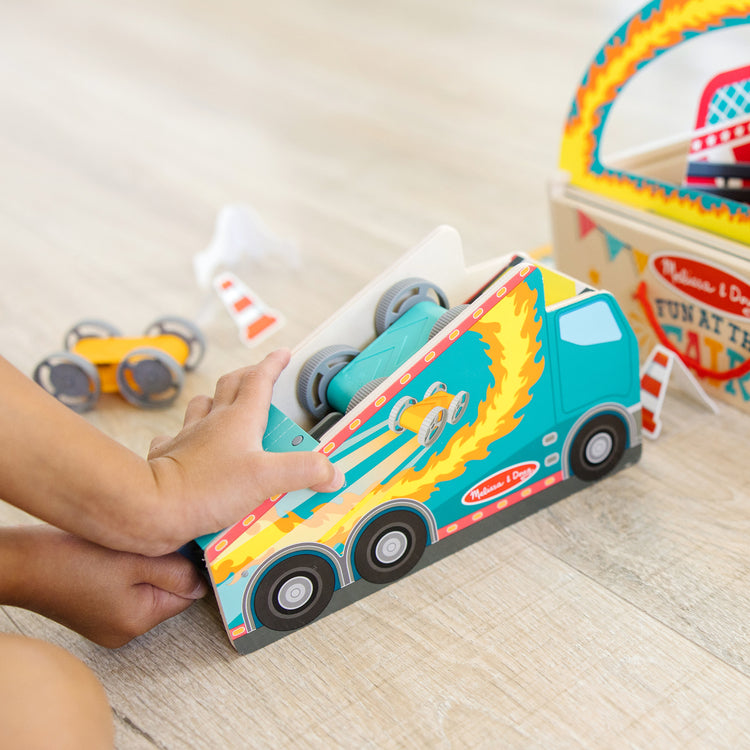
[[2, 0, 749, 747]]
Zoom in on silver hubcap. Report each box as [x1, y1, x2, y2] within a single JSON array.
[[277, 575, 314, 611], [375, 530, 408, 565], [585, 432, 613, 464]]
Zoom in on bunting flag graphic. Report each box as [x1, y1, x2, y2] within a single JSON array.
[[577, 210, 597, 239], [575, 209, 640, 268]]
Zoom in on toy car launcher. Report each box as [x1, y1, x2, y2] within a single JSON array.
[[550, 0, 750, 414], [195, 226, 643, 654]]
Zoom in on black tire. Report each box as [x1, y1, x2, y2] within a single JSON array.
[[569, 414, 627, 481], [354, 510, 427, 584], [253, 554, 336, 632]]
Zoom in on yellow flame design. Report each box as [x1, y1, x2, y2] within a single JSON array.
[[320, 280, 544, 543]]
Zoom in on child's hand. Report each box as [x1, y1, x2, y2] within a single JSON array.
[[2, 525, 207, 648], [0, 351, 343, 558], [145, 349, 344, 554]]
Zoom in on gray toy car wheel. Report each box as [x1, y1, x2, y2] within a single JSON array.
[[429, 304, 469, 338], [116, 347, 184, 408], [374, 277, 449, 335], [64, 319, 121, 351], [33, 351, 101, 412], [144, 316, 206, 371], [296, 344, 359, 420]]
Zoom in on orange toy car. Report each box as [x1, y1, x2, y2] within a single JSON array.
[[33, 317, 205, 411]]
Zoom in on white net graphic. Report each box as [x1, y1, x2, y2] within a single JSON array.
[[707, 77, 750, 125]]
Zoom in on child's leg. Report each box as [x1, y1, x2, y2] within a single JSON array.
[[0, 632, 114, 749]]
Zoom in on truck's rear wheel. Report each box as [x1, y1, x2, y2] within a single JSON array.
[[570, 414, 626, 481], [253, 554, 336, 632]]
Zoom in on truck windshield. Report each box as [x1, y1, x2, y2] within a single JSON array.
[[558, 299, 622, 346]]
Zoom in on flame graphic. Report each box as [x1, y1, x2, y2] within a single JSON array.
[[320, 280, 544, 543], [211, 279, 544, 584], [560, 0, 750, 243]]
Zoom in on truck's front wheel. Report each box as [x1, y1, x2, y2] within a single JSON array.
[[354, 510, 427, 584], [570, 414, 626, 481]]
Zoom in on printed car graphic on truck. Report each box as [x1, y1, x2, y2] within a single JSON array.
[[196, 228, 642, 653]]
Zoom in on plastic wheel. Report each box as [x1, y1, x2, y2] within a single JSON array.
[[64, 320, 121, 351], [253, 554, 336, 632], [429, 304, 469, 338], [346, 378, 386, 413], [569, 414, 627, 481], [296, 344, 359, 420], [144, 316, 206, 371], [354, 510, 427, 584], [374, 277, 449, 335], [116, 347, 184, 408], [33, 352, 101, 412]]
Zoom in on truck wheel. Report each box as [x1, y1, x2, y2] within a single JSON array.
[[253, 554, 336, 631], [33, 352, 101, 412], [64, 320, 121, 351], [374, 277, 449, 335], [296, 345, 359, 419], [570, 414, 627, 481], [354, 510, 427, 584], [116, 348, 184, 408], [144, 316, 206, 371]]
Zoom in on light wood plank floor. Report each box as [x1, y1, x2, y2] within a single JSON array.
[[1, 1, 749, 747]]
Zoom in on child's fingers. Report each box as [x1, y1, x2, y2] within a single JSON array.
[[145, 586, 201, 628], [182, 395, 212, 427], [135, 552, 208, 600], [235, 349, 290, 405], [246, 451, 345, 502], [212, 349, 290, 407], [148, 435, 172, 456]]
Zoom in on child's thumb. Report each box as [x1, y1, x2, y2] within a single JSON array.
[[251, 451, 345, 500]]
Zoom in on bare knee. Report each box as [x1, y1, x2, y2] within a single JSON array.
[[0, 633, 114, 749]]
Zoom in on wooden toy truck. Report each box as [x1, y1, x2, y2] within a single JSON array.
[[195, 227, 643, 653]]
